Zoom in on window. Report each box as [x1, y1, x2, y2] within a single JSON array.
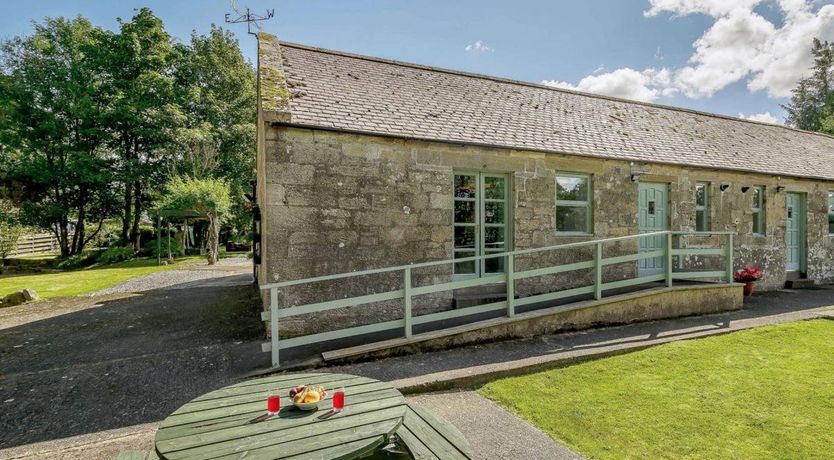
[[752, 186, 765, 235], [555, 173, 592, 234], [695, 182, 710, 231], [828, 191, 834, 235]]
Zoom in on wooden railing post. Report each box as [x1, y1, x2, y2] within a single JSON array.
[[594, 242, 603, 300], [665, 233, 673, 287], [507, 254, 515, 317], [404, 268, 413, 338], [725, 233, 734, 283], [270, 288, 280, 368]]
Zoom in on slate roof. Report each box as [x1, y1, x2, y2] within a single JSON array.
[[270, 40, 834, 182]]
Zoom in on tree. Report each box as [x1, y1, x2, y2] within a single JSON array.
[[157, 177, 231, 265], [105, 8, 185, 251], [784, 39, 834, 133], [0, 199, 25, 262], [173, 26, 256, 239], [1, 17, 118, 256]]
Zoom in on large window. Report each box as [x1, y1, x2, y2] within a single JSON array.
[[555, 173, 592, 234], [752, 186, 765, 235], [695, 182, 710, 231], [828, 191, 834, 235]]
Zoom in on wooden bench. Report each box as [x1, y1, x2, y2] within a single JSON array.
[[115, 450, 159, 460], [396, 402, 474, 459]]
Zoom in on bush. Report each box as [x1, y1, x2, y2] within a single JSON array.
[[96, 246, 134, 265], [142, 238, 184, 258], [56, 250, 101, 270]]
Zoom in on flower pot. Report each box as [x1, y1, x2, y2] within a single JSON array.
[[743, 282, 755, 296]]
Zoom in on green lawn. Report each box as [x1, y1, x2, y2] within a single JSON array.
[[481, 320, 834, 460], [0, 256, 204, 300]]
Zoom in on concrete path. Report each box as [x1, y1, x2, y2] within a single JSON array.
[[327, 286, 834, 392], [0, 260, 269, 456], [409, 391, 584, 459]]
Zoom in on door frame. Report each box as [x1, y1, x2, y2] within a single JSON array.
[[637, 182, 670, 277], [452, 171, 512, 280], [785, 192, 807, 274]]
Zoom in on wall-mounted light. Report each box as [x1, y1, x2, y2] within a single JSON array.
[[740, 186, 750, 193], [776, 185, 785, 193], [720, 184, 731, 192]]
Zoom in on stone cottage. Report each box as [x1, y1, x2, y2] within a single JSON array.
[[254, 34, 834, 336]]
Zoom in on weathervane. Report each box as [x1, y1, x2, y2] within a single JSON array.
[[225, 0, 274, 35]]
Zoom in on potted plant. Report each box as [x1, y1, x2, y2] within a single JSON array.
[[734, 266, 763, 296]]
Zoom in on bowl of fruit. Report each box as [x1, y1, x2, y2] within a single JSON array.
[[289, 384, 327, 411]]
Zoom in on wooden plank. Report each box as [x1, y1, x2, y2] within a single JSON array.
[[277, 319, 405, 350], [191, 375, 371, 403], [273, 289, 405, 319], [204, 418, 400, 460], [672, 270, 726, 280], [671, 248, 724, 256], [397, 425, 434, 460], [156, 396, 405, 458], [173, 379, 384, 416], [601, 274, 666, 291], [513, 285, 595, 307], [407, 404, 472, 458], [399, 406, 470, 460], [411, 300, 508, 326], [158, 388, 401, 440], [410, 274, 506, 296], [165, 406, 405, 460], [514, 260, 595, 280], [282, 437, 388, 460], [601, 250, 664, 266]]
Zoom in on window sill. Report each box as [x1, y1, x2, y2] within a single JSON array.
[[555, 232, 594, 237]]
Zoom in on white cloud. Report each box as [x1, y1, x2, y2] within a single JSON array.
[[739, 111, 782, 123], [464, 41, 493, 53], [545, 1, 834, 104], [542, 67, 677, 102]]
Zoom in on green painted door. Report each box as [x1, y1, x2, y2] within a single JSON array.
[[453, 173, 509, 279], [785, 192, 805, 272], [638, 182, 668, 277]]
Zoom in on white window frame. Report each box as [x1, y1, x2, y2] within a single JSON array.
[[752, 186, 765, 235], [695, 182, 710, 232], [828, 191, 834, 236], [555, 172, 593, 235]]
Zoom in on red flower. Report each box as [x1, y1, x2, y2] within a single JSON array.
[[734, 266, 763, 283]]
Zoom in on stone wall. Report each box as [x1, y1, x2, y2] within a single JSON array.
[[258, 125, 834, 336]]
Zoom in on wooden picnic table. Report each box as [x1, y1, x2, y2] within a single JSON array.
[[154, 372, 407, 460]]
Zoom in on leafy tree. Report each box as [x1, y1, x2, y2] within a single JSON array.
[[0, 199, 26, 261], [784, 39, 834, 133], [1, 17, 118, 256], [157, 177, 231, 265], [105, 8, 185, 251], [172, 26, 256, 239]]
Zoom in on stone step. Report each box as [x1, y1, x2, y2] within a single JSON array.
[[785, 279, 816, 289]]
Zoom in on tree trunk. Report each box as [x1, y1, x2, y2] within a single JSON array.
[[121, 182, 132, 245], [207, 214, 219, 265], [130, 181, 142, 251]]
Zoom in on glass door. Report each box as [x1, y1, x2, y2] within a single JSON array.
[[453, 173, 509, 279]]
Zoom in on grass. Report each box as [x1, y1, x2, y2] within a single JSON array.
[[0, 256, 205, 300], [481, 320, 834, 460]]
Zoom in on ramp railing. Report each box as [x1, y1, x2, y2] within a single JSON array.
[[260, 230, 735, 367]]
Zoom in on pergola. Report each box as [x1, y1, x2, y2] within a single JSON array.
[[154, 208, 208, 265]]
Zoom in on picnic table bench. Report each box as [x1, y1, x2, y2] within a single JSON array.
[[118, 372, 472, 459]]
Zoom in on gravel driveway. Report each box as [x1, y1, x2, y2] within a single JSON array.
[[0, 259, 268, 453]]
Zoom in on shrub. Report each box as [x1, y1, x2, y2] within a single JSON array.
[[142, 238, 184, 258], [96, 246, 134, 265], [56, 250, 101, 270]]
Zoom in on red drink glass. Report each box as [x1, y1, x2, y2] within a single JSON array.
[[267, 395, 280, 414], [333, 389, 345, 412]]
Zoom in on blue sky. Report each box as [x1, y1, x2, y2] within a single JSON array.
[[4, 1, 834, 123]]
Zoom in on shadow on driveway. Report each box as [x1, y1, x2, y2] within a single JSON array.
[[0, 273, 268, 449]]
